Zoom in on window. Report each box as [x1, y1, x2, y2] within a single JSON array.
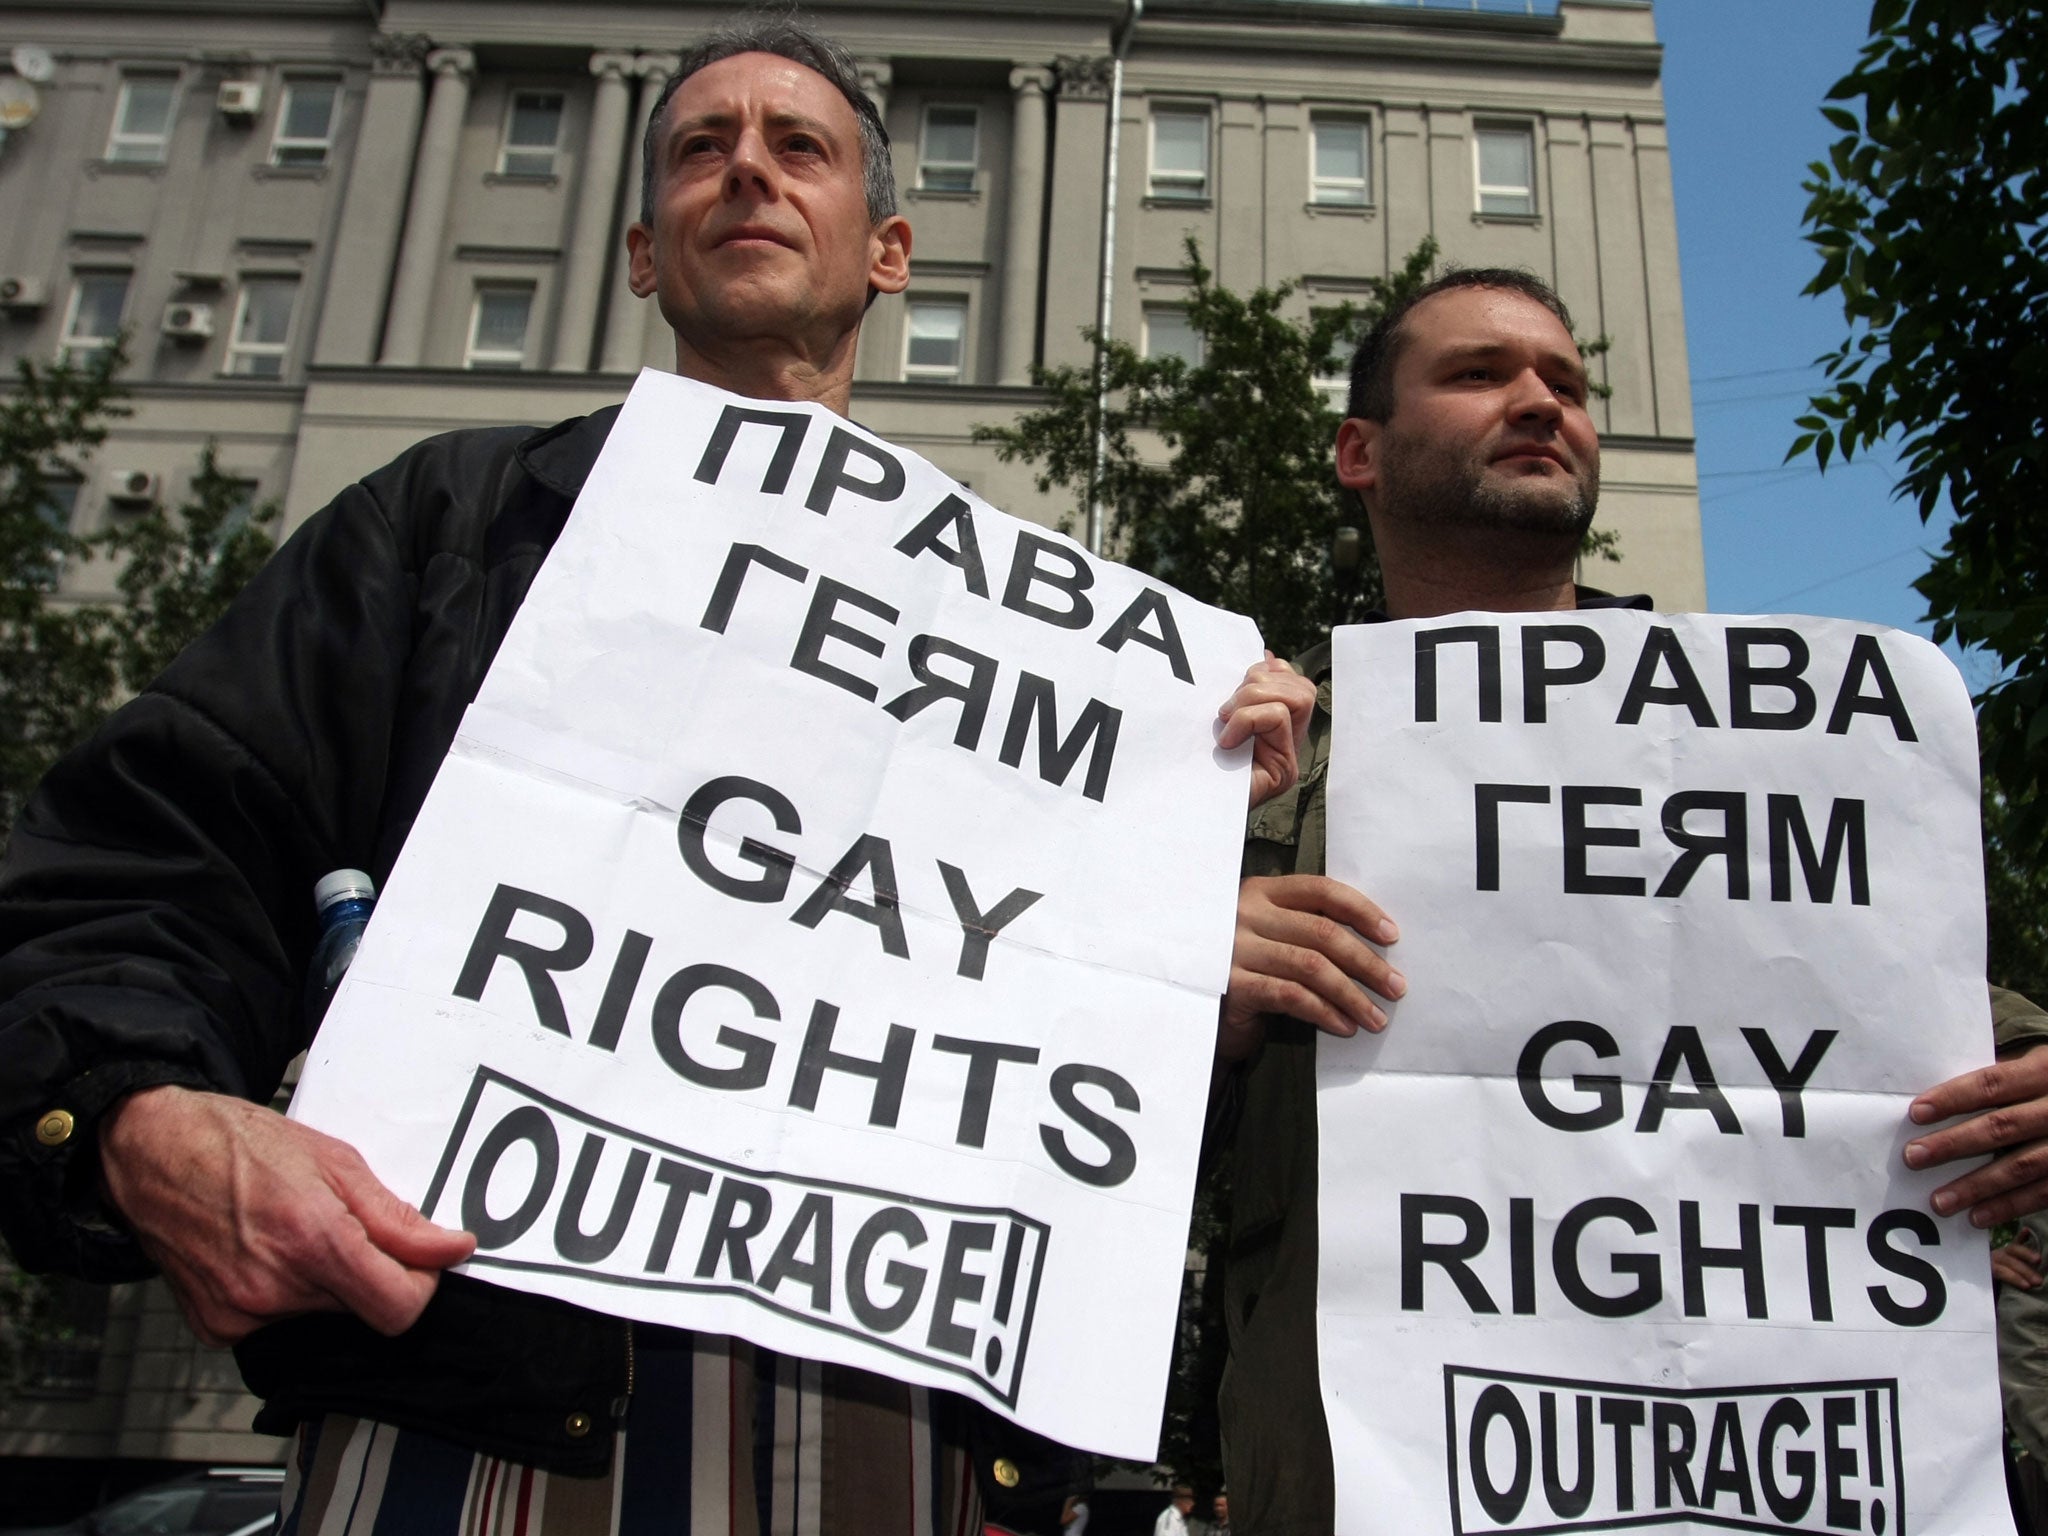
[[272, 79, 340, 167], [106, 75, 177, 163], [499, 91, 565, 178], [1144, 307, 1203, 367], [1149, 110, 1209, 201], [903, 300, 967, 382], [466, 284, 534, 369], [1475, 124, 1536, 216], [24, 478, 81, 591], [918, 105, 979, 193], [1311, 306, 1364, 408], [1311, 117, 1371, 207], [59, 273, 129, 364], [226, 276, 299, 377]]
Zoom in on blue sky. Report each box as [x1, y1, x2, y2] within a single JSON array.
[[1652, 2, 1981, 678]]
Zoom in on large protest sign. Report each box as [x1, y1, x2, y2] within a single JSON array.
[[288, 370, 1262, 1457], [1317, 611, 2002, 1534]]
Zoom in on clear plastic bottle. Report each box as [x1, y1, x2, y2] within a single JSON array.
[[304, 868, 377, 1029]]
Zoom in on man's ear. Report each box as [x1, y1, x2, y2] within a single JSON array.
[[626, 222, 657, 299], [868, 215, 912, 296], [1335, 416, 1382, 496]]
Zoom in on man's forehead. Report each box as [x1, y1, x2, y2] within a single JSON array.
[[1402, 286, 1577, 362], [665, 50, 856, 133]]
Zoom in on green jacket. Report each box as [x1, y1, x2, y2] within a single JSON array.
[[1217, 630, 2048, 1534]]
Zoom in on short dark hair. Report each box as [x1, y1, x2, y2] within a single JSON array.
[[1345, 268, 1576, 423], [638, 14, 897, 227]]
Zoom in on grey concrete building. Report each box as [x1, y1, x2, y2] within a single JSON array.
[[0, 0, 1701, 1499]]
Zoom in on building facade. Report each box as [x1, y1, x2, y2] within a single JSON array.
[[0, 0, 1701, 1495]]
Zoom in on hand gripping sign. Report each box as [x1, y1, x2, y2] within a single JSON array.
[[289, 371, 1262, 1458], [1317, 611, 2003, 1535]]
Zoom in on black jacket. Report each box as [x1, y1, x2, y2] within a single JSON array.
[[0, 407, 1091, 1503]]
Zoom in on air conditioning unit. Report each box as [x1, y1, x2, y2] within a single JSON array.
[[218, 81, 262, 121], [107, 470, 161, 507], [0, 274, 48, 312], [162, 301, 215, 341]]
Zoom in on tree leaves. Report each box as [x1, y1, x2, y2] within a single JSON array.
[[0, 345, 277, 839], [1795, 0, 2048, 864], [975, 237, 1432, 657]]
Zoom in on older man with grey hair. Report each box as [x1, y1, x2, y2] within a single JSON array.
[[0, 16, 1312, 1532]]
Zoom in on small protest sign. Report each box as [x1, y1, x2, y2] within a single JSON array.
[[289, 371, 1263, 1458], [1317, 610, 2002, 1534]]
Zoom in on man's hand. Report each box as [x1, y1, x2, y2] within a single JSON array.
[[1994, 1227, 2044, 1291], [1218, 874, 1405, 1063], [1218, 654, 1315, 810], [1902, 1042, 2048, 1226], [100, 1084, 476, 1347]]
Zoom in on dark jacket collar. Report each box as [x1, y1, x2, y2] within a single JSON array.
[[1362, 585, 1653, 622], [515, 404, 625, 501]]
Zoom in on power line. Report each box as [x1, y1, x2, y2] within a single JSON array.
[[1690, 363, 1825, 386], [1748, 539, 1934, 610], [1699, 459, 1888, 481]]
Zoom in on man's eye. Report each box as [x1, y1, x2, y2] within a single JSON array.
[[784, 134, 822, 155], [680, 135, 721, 156]]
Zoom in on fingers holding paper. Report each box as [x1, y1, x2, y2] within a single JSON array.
[[1903, 1042, 2048, 1226], [1218, 874, 1405, 1063], [1218, 653, 1315, 809], [99, 1084, 476, 1347]]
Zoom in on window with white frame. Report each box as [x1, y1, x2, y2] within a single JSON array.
[[1310, 304, 1371, 411], [1474, 124, 1536, 216], [271, 79, 340, 167], [1149, 109, 1210, 201], [918, 105, 979, 193], [25, 478, 81, 591], [499, 91, 565, 178], [1310, 117, 1371, 206], [217, 478, 262, 544], [226, 276, 299, 377], [466, 284, 534, 370], [59, 273, 129, 364], [903, 300, 967, 382], [106, 75, 177, 163], [1144, 307, 1203, 367]]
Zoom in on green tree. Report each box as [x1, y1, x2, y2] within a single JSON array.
[[1795, 0, 2048, 845], [0, 346, 279, 1398], [0, 346, 278, 839], [975, 238, 1438, 658], [0, 346, 127, 835], [979, 236, 1614, 657]]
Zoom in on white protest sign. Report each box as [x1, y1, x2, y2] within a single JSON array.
[[1317, 610, 2002, 1535], [289, 370, 1262, 1458]]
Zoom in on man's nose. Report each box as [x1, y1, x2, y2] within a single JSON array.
[[1506, 366, 1564, 426], [724, 127, 776, 196]]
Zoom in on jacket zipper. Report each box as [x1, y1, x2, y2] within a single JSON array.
[[615, 1319, 636, 1424]]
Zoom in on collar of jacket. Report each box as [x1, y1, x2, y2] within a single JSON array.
[[512, 397, 879, 505], [516, 403, 625, 502], [1362, 586, 1653, 622]]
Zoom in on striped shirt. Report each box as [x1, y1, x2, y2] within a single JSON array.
[[277, 1331, 984, 1536]]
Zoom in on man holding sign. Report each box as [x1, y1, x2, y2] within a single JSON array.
[[0, 16, 1309, 1531], [1215, 268, 2048, 1532]]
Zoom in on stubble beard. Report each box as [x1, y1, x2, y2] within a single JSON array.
[[1378, 428, 1600, 544]]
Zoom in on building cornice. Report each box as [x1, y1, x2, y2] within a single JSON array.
[[1134, 21, 1658, 76]]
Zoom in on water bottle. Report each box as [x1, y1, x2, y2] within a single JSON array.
[[304, 868, 377, 1029]]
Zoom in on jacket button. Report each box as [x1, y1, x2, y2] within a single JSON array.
[[565, 1412, 592, 1438], [992, 1458, 1020, 1489], [36, 1110, 74, 1147]]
